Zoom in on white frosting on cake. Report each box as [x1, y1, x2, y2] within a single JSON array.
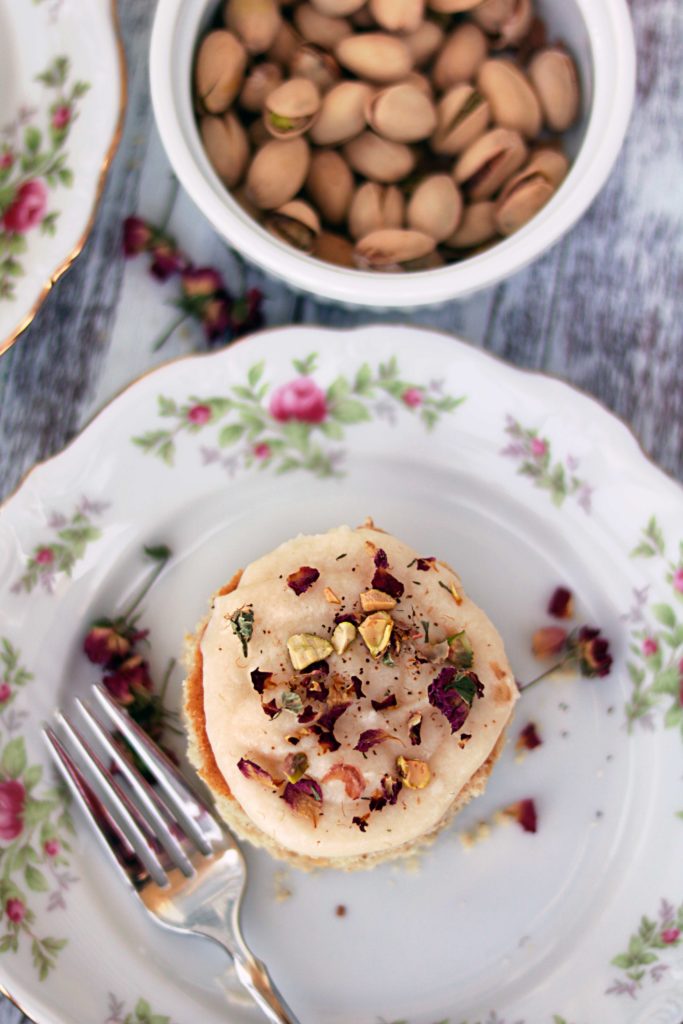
[[200, 525, 517, 858]]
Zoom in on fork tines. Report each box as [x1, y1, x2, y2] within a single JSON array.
[[43, 683, 222, 891]]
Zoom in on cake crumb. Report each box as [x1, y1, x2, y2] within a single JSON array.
[[335, 904, 347, 917], [274, 870, 293, 903]]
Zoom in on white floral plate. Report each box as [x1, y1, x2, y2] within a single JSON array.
[[0, 0, 125, 355], [0, 325, 682, 1024]]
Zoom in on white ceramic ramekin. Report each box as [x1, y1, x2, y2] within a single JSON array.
[[150, 0, 636, 309]]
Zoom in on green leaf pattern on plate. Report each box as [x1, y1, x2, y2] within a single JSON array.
[[607, 898, 683, 998], [625, 517, 683, 733], [11, 496, 108, 595], [501, 416, 593, 512], [132, 353, 465, 479], [0, 639, 75, 979], [105, 994, 175, 1024]]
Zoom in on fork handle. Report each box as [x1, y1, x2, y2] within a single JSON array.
[[233, 949, 302, 1024]]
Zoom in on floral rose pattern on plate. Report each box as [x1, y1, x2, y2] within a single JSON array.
[[607, 898, 683, 999], [11, 495, 108, 595], [501, 416, 593, 512], [0, 639, 75, 979], [0, 56, 90, 301], [132, 353, 465, 478], [623, 517, 683, 733], [105, 994, 175, 1024]]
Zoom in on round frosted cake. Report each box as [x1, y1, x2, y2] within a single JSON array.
[[183, 521, 517, 870]]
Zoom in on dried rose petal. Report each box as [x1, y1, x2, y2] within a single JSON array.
[[371, 694, 397, 712], [369, 773, 402, 812], [297, 705, 317, 724], [237, 758, 280, 791], [282, 777, 323, 827], [334, 612, 360, 626], [262, 699, 280, 720], [354, 729, 399, 754], [352, 814, 369, 832], [408, 712, 422, 746], [548, 586, 574, 619], [531, 626, 568, 659], [374, 549, 389, 568], [576, 627, 613, 678], [504, 798, 538, 834], [287, 566, 320, 596], [350, 675, 364, 699], [250, 668, 273, 695], [323, 763, 366, 799], [371, 567, 405, 601], [312, 702, 351, 753], [408, 556, 436, 571], [428, 666, 483, 733], [303, 664, 330, 702], [516, 722, 542, 754]]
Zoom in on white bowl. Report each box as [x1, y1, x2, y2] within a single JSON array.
[[150, 0, 636, 309]]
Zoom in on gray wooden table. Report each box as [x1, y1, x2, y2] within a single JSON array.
[[0, 0, 681, 1020]]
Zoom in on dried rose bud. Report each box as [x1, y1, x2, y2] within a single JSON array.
[[503, 798, 538, 834], [123, 216, 152, 257], [323, 763, 366, 799], [287, 566, 320, 596], [515, 722, 542, 754], [576, 627, 613, 678], [548, 586, 574, 619], [531, 626, 568, 659], [83, 625, 131, 666]]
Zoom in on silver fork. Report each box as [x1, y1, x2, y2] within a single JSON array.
[[43, 682, 301, 1024]]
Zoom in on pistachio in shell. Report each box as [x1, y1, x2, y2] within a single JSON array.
[[344, 132, 416, 184], [293, 4, 352, 49], [490, 0, 534, 48], [224, 0, 282, 56], [431, 85, 490, 156], [528, 48, 581, 132], [355, 229, 436, 270], [246, 136, 311, 209], [264, 77, 321, 139], [313, 231, 356, 268], [454, 127, 528, 200], [407, 174, 463, 242], [266, 20, 301, 67], [427, 0, 483, 12], [239, 63, 283, 113], [306, 149, 354, 225], [369, 0, 425, 34], [494, 173, 555, 236], [365, 83, 437, 144], [444, 201, 497, 248], [477, 59, 542, 140], [522, 147, 569, 188], [335, 33, 414, 84], [248, 118, 271, 149], [267, 200, 321, 252], [195, 30, 247, 114], [433, 23, 488, 92], [310, 80, 374, 146], [404, 20, 445, 68], [200, 112, 250, 188], [310, 0, 366, 14], [349, 182, 405, 240], [290, 43, 341, 93]]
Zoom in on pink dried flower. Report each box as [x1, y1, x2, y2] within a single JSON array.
[[83, 625, 131, 666], [52, 105, 71, 130], [0, 683, 11, 704], [576, 627, 613, 678], [402, 388, 423, 408], [0, 781, 25, 842], [2, 179, 48, 233], [530, 437, 548, 458], [150, 240, 187, 280], [180, 267, 223, 298], [122, 216, 152, 257], [201, 296, 232, 340], [103, 656, 153, 706], [531, 626, 567, 659], [642, 636, 659, 657], [504, 798, 538, 833], [187, 404, 212, 425], [5, 898, 25, 924], [270, 378, 327, 425], [547, 586, 574, 619]]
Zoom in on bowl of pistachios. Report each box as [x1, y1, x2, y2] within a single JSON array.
[[150, 0, 635, 308]]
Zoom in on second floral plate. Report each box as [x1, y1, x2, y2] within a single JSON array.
[[0, 325, 682, 1024], [0, 0, 125, 354]]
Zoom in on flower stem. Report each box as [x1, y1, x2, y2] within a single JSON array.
[[159, 657, 175, 706], [519, 657, 572, 693], [122, 552, 170, 622], [152, 311, 189, 352]]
